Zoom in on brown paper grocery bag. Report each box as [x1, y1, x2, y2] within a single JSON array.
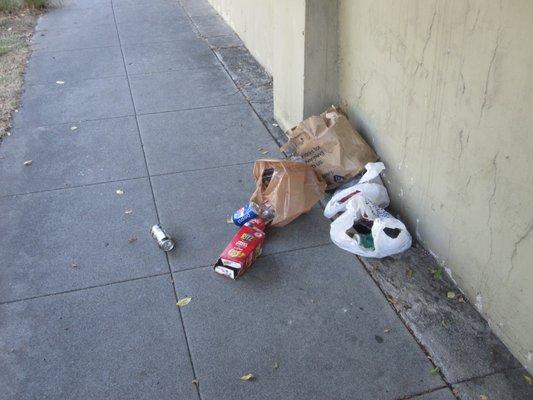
[[282, 106, 378, 190], [250, 159, 326, 227]]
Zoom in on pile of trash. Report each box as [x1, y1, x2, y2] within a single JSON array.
[[153, 106, 413, 279]]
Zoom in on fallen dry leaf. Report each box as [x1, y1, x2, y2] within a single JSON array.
[[240, 373, 255, 381], [191, 379, 199, 386], [452, 388, 459, 396], [272, 362, 279, 370], [128, 236, 137, 243], [176, 297, 192, 307], [23, 160, 32, 166], [226, 217, 233, 224], [441, 320, 448, 328], [406, 269, 414, 279], [457, 295, 465, 303], [116, 189, 124, 195], [524, 374, 533, 386], [479, 395, 488, 400], [447, 291, 456, 299]]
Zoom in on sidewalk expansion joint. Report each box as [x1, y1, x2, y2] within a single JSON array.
[[0, 175, 149, 199], [0, 271, 171, 306], [110, 1, 201, 399]]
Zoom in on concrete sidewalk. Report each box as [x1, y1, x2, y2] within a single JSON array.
[[0, 1, 527, 399]]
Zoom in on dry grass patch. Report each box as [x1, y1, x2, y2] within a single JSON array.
[[0, 0, 58, 139]]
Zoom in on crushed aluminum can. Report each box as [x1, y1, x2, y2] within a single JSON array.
[[150, 224, 175, 252]]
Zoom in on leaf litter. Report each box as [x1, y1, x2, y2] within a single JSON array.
[[240, 373, 255, 381], [176, 297, 191, 307]]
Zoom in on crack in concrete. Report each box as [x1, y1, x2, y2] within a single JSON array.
[[414, 4, 437, 76], [479, 27, 501, 124], [507, 224, 532, 282], [486, 153, 499, 263]]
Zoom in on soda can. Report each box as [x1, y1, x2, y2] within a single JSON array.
[[150, 224, 175, 252], [232, 202, 260, 226]]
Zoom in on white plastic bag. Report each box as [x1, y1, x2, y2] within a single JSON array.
[[330, 195, 412, 258], [324, 162, 389, 218]]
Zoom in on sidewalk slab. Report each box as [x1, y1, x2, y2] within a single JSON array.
[[0, 117, 147, 196], [25, 46, 125, 85], [137, 103, 282, 175], [0, 179, 166, 302], [173, 246, 444, 400], [129, 67, 243, 115], [123, 39, 219, 75], [117, 19, 197, 46], [0, 276, 197, 400], [113, 1, 188, 24], [151, 164, 330, 271], [14, 76, 133, 128], [35, 4, 115, 32], [32, 23, 119, 52]]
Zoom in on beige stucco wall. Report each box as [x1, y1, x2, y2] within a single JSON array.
[[207, 0, 274, 74], [338, 0, 533, 369]]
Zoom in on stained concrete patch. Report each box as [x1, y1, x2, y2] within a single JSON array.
[[173, 246, 445, 400], [452, 368, 533, 400], [0, 276, 197, 400], [357, 246, 520, 383], [410, 388, 456, 400], [0, 179, 166, 302], [205, 34, 243, 49], [214, 46, 273, 102]]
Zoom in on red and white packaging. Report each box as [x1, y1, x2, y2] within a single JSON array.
[[214, 218, 266, 279]]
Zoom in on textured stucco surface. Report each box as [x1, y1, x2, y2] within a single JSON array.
[[337, 0, 533, 369], [207, 0, 274, 74]]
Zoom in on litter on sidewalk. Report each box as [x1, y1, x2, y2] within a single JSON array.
[[282, 106, 377, 189], [150, 224, 175, 252], [211, 106, 413, 280], [330, 195, 412, 258], [214, 218, 266, 279], [250, 159, 326, 227], [324, 161, 389, 218]]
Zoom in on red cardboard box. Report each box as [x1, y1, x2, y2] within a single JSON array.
[[214, 220, 266, 279]]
